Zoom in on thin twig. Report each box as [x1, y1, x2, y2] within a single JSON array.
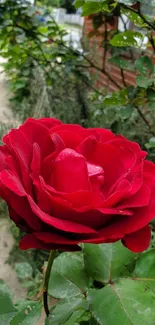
[[121, 68, 127, 87], [103, 19, 108, 70], [135, 105, 155, 136], [149, 33, 155, 54]]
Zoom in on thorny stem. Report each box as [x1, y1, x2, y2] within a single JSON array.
[[43, 250, 56, 317]]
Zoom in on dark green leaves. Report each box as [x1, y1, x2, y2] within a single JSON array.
[[136, 76, 153, 89], [10, 301, 42, 325], [84, 244, 155, 324], [74, 0, 112, 16], [135, 56, 154, 75], [134, 249, 155, 279], [103, 89, 128, 107], [74, 0, 85, 9], [84, 242, 136, 283], [48, 252, 90, 299], [145, 137, 155, 149], [0, 281, 42, 325], [108, 56, 134, 71], [47, 298, 89, 325], [47, 252, 91, 324], [88, 279, 155, 325], [15, 262, 33, 280], [0, 282, 16, 325], [147, 88, 155, 101], [135, 57, 154, 89], [119, 104, 134, 119]]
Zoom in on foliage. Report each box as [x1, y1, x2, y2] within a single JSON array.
[[75, 0, 155, 158], [0, 0, 91, 126], [0, 281, 42, 325], [1, 241, 155, 324], [41, 243, 155, 324], [44, 0, 76, 13]]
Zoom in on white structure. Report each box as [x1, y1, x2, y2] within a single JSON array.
[[52, 8, 84, 26]]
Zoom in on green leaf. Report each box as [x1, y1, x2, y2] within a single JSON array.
[[108, 56, 134, 71], [103, 89, 128, 107], [136, 76, 153, 89], [74, 0, 85, 9], [88, 279, 155, 325], [81, 1, 111, 16], [0, 281, 16, 325], [11, 79, 26, 90], [121, 8, 146, 27], [110, 31, 144, 48], [145, 137, 155, 149], [134, 249, 155, 279], [15, 262, 33, 280], [81, 2, 104, 16], [10, 301, 42, 325], [47, 298, 88, 325], [37, 26, 48, 35], [135, 56, 154, 75], [119, 104, 134, 119], [48, 252, 90, 299], [147, 88, 155, 101], [84, 242, 136, 283]]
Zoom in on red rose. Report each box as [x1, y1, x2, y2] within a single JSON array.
[[0, 118, 154, 252]]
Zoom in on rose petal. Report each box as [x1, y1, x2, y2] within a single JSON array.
[[50, 124, 88, 138], [3, 129, 32, 193], [38, 117, 62, 128], [0, 186, 42, 231], [52, 148, 90, 192], [19, 234, 80, 251], [88, 128, 114, 142], [31, 143, 41, 179], [112, 136, 147, 159], [42, 133, 65, 181], [104, 180, 132, 207], [27, 195, 97, 234], [34, 232, 80, 244], [52, 130, 83, 148], [144, 160, 155, 186], [19, 118, 54, 158], [9, 206, 31, 232], [0, 170, 26, 196], [0, 146, 9, 171], [122, 225, 151, 252], [87, 162, 103, 178], [78, 139, 136, 195], [118, 184, 151, 209]]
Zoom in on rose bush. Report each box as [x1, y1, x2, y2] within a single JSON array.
[[0, 118, 155, 252]]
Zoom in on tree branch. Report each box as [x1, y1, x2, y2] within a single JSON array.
[[135, 105, 155, 136]]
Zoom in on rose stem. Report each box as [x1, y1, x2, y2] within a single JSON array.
[[43, 250, 56, 317]]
